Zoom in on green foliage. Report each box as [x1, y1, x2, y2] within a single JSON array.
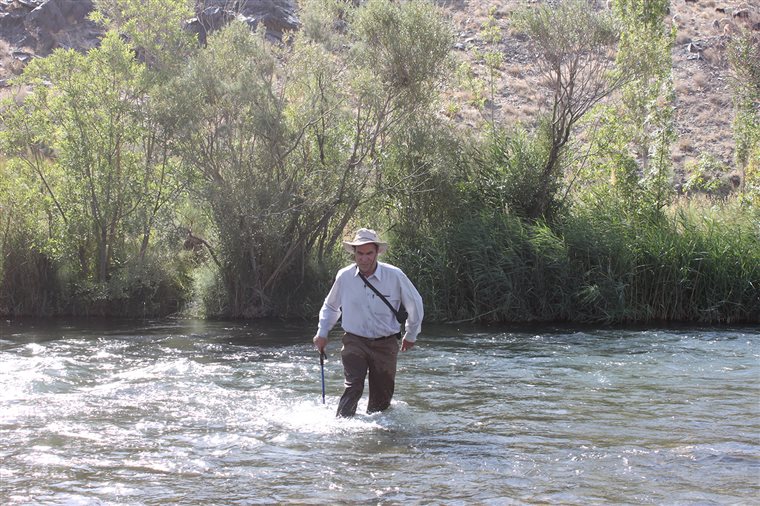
[[564, 195, 760, 323], [394, 210, 589, 323], [351, 0, 452, 98], [300, 0, 351, 50], [92, 0, 196, 72], [0, 31, 186, 315], [574, 0, 676, 217], [168, 1, 453, 317], [728, 30, 760, 200], [64, 249, 192, 317], [472, 7, 504, 129], [188, 261, 227, 318], [683, 153, 732, 196], [391, 196, 760, 324], [470, 126, 555, 219], [375, 122, 457, 218], [0, 156, 59, 315], [0, 0, 755, 324], [454, 61, 488, 109], [744, 148, 760, 207], [0, 238, 59, 316], [512, 0, 633, 219], [168, 21, 292, 316], [513, 0, 618, 54], [610, 0, 676, 206]]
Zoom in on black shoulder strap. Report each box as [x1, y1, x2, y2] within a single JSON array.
[[357, 270, 399, 318]]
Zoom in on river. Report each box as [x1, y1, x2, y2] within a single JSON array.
[[1, 319, 758, 505]]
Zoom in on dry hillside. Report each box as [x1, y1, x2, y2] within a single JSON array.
[[1, 0, 758, 182], [444, 0, 759, 182]]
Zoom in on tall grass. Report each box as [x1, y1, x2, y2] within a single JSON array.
[[391, 212, 577, 323], [390, 198, 759, 324], [640, 199, 758, 322], [568, 196, 759, 323], [0, 236, 59, 317]]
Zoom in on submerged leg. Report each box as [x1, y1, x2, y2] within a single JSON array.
[[336, 334, 368, 417], [366, 337, 399, 414]]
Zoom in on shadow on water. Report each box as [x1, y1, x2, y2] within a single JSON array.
[[0, 317, 312, 345], [2, 316, 754, 345]]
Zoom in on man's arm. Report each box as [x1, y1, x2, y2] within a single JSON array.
[[313, 274, 343, 352], [399, 271, 424, 350]]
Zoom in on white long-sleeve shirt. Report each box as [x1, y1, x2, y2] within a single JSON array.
[[317, 262, 424, 342]]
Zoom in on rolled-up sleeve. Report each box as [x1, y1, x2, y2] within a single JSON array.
[[317, 275, 342, 339], [400, 272, 424, 342]]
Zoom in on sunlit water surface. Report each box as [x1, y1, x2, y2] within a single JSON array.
[[1, 319, 758, 505]]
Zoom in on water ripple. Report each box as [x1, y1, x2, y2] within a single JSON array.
[[0, 321, 758, 505]]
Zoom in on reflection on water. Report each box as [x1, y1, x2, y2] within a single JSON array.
[[1, 319, 758, 505]]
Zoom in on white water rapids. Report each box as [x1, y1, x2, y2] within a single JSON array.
[[1, 320, 758, 505]]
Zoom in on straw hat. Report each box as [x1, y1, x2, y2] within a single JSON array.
[[342, 228, 388, 254]]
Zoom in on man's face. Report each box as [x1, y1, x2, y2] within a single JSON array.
[[354, 243, 378, 275]]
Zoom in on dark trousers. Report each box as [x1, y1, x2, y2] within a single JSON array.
[[336, 332, 399, 417]]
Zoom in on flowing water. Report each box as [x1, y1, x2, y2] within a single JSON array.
[[1, 319, 758, 505]]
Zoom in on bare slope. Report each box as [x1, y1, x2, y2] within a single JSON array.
[[445, 0, 759, 180]]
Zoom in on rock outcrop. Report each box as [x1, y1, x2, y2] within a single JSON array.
[[1, 0, 101, 54], [186, 0, 300, 45], [0, 0, 299, 68]]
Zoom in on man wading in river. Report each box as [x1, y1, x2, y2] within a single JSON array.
[[312, 228, 424, 417]]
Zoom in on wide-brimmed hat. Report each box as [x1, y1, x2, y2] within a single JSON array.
[[342, 228, 388, 254]]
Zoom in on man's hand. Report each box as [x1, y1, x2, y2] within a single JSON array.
[[313, 335, 327, 354], [401, 338, 415, 352]]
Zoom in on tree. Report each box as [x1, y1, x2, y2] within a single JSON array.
[[576, 0, 676, 215], [512, 0, 635, 219], [613, 0, 675, 210], [0, 32, 183, 286], [728, 29, 760, 199], [169, 0, 452, 317]]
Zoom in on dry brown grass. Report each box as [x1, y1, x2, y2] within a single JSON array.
[[692, 71, 709, 90], [677, 137, 696, 155], [444, 0, 757, 173]]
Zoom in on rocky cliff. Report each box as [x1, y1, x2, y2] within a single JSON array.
[[0, 0, 299, 76]]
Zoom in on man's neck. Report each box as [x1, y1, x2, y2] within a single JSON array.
[[358, 262, 378, 277]]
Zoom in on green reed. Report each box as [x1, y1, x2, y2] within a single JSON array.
[[391, 198, 759, 324], [562, 197, 759, 323]]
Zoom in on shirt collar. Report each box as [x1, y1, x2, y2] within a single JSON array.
[[354, 262, 383, 281]]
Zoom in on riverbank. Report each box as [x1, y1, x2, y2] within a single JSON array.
[[2, 195, 758, 325]]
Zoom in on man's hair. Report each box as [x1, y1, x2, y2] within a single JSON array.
[[353, 243, 379, 252]]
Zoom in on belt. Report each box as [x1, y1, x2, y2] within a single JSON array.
[[347, 332, 401, 341]]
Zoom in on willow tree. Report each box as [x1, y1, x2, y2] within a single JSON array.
[[0, 33, 184, 295], [570, 0, 676, 216], [513, 0, 635, 219], [728, 30, 760, 199], [169, 0, 452, 317]]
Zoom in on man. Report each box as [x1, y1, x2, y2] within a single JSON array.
[[312, 228, 424, 417]]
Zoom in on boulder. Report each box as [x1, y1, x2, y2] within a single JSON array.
[[188, 0, 300, 43], [1, 0, 300, 67], [188, 5, 237, 44]]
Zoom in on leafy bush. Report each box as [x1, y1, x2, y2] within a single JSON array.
[[683, 153, 734, 196]]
